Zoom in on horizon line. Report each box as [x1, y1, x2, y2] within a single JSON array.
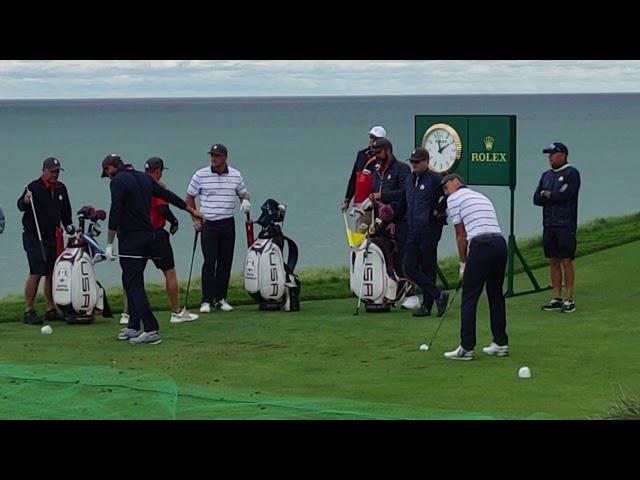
[[2, 91, 640, 102]]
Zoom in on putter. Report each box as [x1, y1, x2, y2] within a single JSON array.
[[26, 186, 47, 263], [424, 282, 462, 351], [183, 230, 200, 311]]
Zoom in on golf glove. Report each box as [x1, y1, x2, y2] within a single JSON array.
[[340, 199, 349, 213], [459, 261, 466, 280], [105, 243, 115, 262], [65, 224, 76, 235], [240, 199, 251, 214]]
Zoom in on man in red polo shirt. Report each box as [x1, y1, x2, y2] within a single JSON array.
[[120, 157, 198, 325]]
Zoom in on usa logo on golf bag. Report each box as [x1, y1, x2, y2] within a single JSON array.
[[350, 242, 399, 312]]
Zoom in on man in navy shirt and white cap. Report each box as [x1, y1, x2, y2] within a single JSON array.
[[534, 142, 581, 314]]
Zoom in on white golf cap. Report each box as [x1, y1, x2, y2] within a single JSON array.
[[368, 125, 387, 138]]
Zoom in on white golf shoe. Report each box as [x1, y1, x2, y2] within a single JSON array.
[[117, 327, 140, 341], [129, 331, 162, 345], [119, 313, 130, 325], [482, 342, 509, 357], [200, 302, 211, 313], [443, 345, 475, 361], [216, 299, 234, 312], [170, 308, 199, 323]]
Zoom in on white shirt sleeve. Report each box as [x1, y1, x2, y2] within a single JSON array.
[[446, 194, 462, 226], [186, 172, 201, 197], [236, 172, 248, 197]]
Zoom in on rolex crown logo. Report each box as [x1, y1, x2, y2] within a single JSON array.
[[483, 136, 495, 151]]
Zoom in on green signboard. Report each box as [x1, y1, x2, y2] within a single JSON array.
[[414, 115, 516, 187], [414, 114, 549, 298]]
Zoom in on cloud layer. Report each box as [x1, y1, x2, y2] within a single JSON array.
[[1, 60, 639, 98]]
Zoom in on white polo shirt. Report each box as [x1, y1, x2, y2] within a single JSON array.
[[446, 187, 502, 241], [187, 165, 248, 222]]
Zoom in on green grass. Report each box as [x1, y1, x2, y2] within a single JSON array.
[[2, 211, 640, 323], [1, 239, 639, 419]]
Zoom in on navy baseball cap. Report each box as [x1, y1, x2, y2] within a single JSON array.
[[371, 138, 393, 152], [101, 154, 122, 177], [542, 142, 569, 155], [207, 144, 228, 156], [144, 157, 168, 171], [43, 157, 64, 172], [441, 173, 465, 186], [408, 148, 429, 163]]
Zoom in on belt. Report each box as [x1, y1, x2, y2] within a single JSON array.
[[205, 217, 234, 225], [471, 233, 503, 241]]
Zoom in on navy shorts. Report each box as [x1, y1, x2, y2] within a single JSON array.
[[23, 233, 57, 276], [149, 229, 175, 271], [543, 227, 576, 260]]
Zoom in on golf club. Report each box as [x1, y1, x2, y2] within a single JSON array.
[[26, 186, 47, 263], [245, 212, 254, 247], [183, 230, 200, 310], [98, 253, 162, 261], [424, 281, 462, 351], [353, 239, 371, 316]]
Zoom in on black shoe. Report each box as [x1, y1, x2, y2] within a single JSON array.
[[45, 308, 66, 322], [23, 310, 43, 325], [542, 298, 563, 311], [435, 291, 450, 317], [412, 305, 431, 317], [560, 300, 576, 313]]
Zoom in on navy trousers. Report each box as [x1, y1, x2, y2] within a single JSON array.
[[460, 234, 508, 350], [120, 230, 159, 333], [403, 228, 442, 306], [201, 218, 236, 303]]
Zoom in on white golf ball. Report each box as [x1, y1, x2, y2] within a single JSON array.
[[419, 344, 429, 351], [41, 325, 53, 335], [518, 366, 531, 379]]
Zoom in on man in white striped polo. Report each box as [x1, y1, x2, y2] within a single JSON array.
[[440, 174, 509, 361], [186, 144, 251, 313]]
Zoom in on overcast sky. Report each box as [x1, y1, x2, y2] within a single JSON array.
[[1, 60, 639, 99]]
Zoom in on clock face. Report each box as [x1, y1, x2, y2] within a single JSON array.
[[422, 123, 462, 174]]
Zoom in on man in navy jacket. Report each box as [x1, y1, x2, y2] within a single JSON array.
[[533, 142, 581, 314], [101, 154, 204, 345]]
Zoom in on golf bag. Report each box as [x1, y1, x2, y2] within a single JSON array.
[[244, 199, 301, 311], [53, 206, 112, 324], [349, 203, 408, 313]]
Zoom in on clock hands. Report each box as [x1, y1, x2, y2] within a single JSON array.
[[438, 141, 454, 154]]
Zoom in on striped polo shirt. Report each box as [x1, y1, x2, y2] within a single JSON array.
[[446, 187, 502, 241], [187, 165, 248, 221]]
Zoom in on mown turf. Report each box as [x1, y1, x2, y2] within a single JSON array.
[[1, 241, 638, 419], [3, 211, 640, 323]]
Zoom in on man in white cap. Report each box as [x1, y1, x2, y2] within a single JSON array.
[[340, 125, 388, 215]]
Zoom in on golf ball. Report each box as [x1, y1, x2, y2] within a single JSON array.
[[419, 344, 429, 351], [518, 366, 531, 379], [41, 325, 53, 335]]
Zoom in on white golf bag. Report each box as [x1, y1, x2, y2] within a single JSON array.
[[244, 199, 300, 311], [350, 238, 406, 313], [53, 206, 111, 324]]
